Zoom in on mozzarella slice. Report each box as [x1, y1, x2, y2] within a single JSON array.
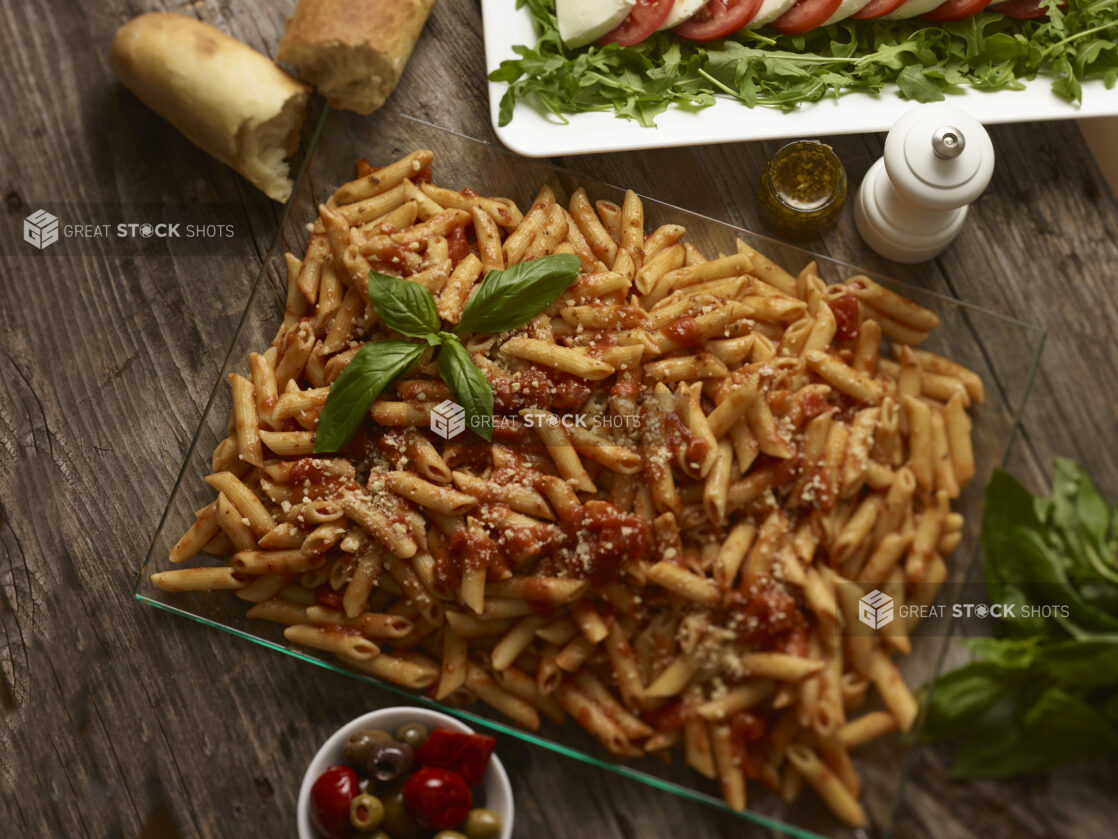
[[750, 0, 802, 26], [557, 0, 638, 47], [880, 0, 949, 18], [659, 0, 710, 29], [822, 0, 876, 23]]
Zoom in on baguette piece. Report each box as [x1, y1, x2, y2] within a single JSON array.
[[110, 13, 311, 202], [278, 0, 436, 115]]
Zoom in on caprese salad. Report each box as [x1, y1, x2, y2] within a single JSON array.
[[558, 0, 1061, 46]]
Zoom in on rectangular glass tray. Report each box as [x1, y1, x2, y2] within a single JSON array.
[[135, 107, 1045, 839]]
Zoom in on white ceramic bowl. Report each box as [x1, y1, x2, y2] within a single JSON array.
[[298, 707, 514, 839]]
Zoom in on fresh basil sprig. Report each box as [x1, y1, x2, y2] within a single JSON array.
[[368, 272, 441, 338], [312, 254, 579, 452], [314, 340, 425, 452], [921, 459, 1118, 778], [438, 334, 495, 442], [457, 253, 581, 333]]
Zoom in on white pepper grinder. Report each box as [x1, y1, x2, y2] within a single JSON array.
[[855, 103, 995, 263]]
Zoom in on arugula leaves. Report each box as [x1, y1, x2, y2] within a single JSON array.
[[313, 254, 580, 452], [491, 0, 1118, 127], [922, 459, 1118, 777]]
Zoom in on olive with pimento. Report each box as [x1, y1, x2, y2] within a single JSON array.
[[348, 792, 385, 832]]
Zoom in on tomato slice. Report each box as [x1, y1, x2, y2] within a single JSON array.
[[673, 0, 763, 41], [598, 0, 675, 46], [996, 0, 1066, 18], [769, 0, 844, 34], [850, 0, 906, 18], [923, 0, 991, 21]]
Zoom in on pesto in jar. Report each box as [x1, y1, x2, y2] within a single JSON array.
[[757, 141, 847, 241]]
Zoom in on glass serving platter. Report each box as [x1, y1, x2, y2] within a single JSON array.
[[135, 108, 1045, 839]]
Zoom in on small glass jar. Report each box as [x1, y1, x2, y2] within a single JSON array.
[[757, 140, 847, 241]]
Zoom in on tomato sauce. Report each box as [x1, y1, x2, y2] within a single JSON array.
[[730, 711, 767, 746], [503, 523, 565, 568], [610, 378, 642, 400], [727, 579, 811, 659], [664, 412, 710, 469], [491, 368, 552, 413], [490, 366, 592, 414], [447, 224, 470, 266], [289, 458, 333, 486], [643, 699, 688, 731], [549, 371, 593, 412], [559, 500, 649, 584], [829, 295, 860, 343], [491, 416, 527, 446], [664, 316, 704, 348], [368, 242, 412, 275], [315, 588, 344, 611], [799, 389, 831, 419]]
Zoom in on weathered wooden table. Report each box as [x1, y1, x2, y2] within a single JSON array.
[[2, 1, 1116, 837]]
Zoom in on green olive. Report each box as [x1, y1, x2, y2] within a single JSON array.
[[463, 808, 503, 839], [394, 721, 430, 748], [367, 832, 391, 839], [434, 832, 470, 839], [380, 787, 426, 839], [349, 792, 385, 831], [344, 729, 394, 766]]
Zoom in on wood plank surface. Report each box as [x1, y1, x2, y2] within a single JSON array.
[[1, 1, 1115, 838]]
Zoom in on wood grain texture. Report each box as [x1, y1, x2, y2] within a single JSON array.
[[1, 1, 1116, 838]]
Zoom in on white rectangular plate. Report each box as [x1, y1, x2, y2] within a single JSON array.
[[482, 0, 1118, 157]]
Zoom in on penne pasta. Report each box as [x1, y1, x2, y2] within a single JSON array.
[[156, 155, 981, 826]]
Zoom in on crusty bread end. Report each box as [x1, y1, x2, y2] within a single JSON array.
[[111, 13, 310, 202], [278, 0, 436, 116]]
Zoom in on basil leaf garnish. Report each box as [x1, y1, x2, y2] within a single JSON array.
[[437, 335, 495, 443], [316, 245, 584, 449], [456, 253, 580, 334], [368, 271, 441, 338], [313, 340, 425, 452]]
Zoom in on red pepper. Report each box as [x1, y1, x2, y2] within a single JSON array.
[[309, 765, 358, 839], [414, 728, 496, 786], [402, 766, 473, 830]]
